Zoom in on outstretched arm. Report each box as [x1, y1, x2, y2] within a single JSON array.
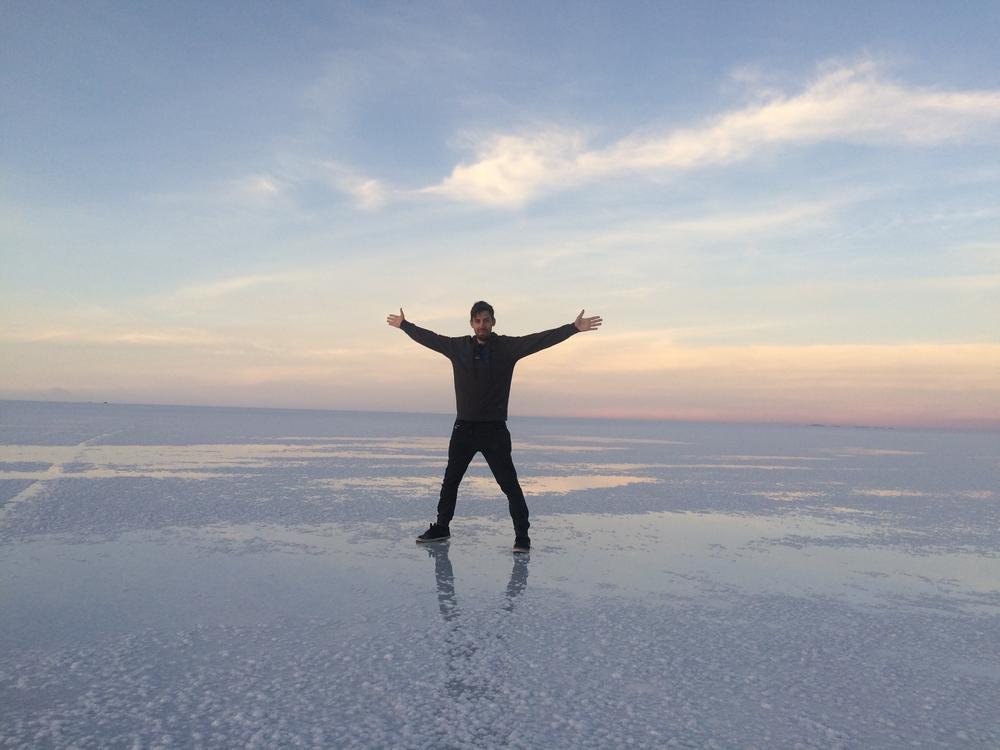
[[386, 307, 453, 357], [509, 309, 603, 360]]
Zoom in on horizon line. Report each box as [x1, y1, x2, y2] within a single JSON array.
[[2, 397, 997, 434]]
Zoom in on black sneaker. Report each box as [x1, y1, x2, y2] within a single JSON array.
[[416, 523, 450, 543], [512, 535, 531, 553]]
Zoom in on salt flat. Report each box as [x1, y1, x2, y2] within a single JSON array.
[[1, 401, 998, 748]]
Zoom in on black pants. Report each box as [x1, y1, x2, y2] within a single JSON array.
[[437, 420, 530, 535]]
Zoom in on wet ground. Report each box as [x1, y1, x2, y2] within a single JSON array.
[[2, 401, 999, 748]]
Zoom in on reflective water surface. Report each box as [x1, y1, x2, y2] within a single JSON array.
[[2, 401, 999, 748]]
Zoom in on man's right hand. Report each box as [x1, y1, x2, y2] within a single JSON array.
[[386, 308, 406, 328]]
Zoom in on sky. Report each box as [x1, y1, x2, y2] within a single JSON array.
[[2, 1, 999, 429]]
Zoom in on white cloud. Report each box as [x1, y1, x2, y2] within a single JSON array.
[[319, 161, 387, 210], [422, 130, 587, 207], [424, 61, 1000, 207]]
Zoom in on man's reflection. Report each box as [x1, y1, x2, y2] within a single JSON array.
[[424, 543, 530, 703], [424, 543, 529, 618], [504, 556, 529, 612], [427, 541, 460, 622]]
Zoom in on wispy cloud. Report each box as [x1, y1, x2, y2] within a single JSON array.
[[318, 161, 387, 210], [757, 273, 1000, 296], [149, 173, 291, 212], [960, 241, 1000, 261], [423, 60, 1000, 207], [589, 197, 847, 247], [148, 160, 386, 214], [229, 174, 284, 203], [161, 270, 312, 304], [3, 327, 234, 348]]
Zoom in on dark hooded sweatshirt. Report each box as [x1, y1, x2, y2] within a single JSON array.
[[400, 320, 578, 421]]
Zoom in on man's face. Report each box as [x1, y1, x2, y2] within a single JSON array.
[[470, 311, 495, 342]]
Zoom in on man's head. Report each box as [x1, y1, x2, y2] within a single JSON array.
[[469, 300, 495, 342]]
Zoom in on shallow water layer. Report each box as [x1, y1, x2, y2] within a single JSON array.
[[5, 511, 998, 656], [1, 401, 999, 749]]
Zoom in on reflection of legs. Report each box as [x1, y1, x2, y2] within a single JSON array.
[[424, 543, 486, 704], [503, 556, 529, 612], [482, 424, 530, 535], [425, 544, 458, 622], [436, 424, 477, 527]]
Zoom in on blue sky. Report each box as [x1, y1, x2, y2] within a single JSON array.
[[3, 1, 999, 427]]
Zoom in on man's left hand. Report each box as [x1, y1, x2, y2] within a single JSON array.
[[574, 310, 603, 332]]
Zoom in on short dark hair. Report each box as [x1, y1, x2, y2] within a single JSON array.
[[470, 300, 495, 320]]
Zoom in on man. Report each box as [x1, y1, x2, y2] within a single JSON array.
[[386, 301, 602, 553]]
